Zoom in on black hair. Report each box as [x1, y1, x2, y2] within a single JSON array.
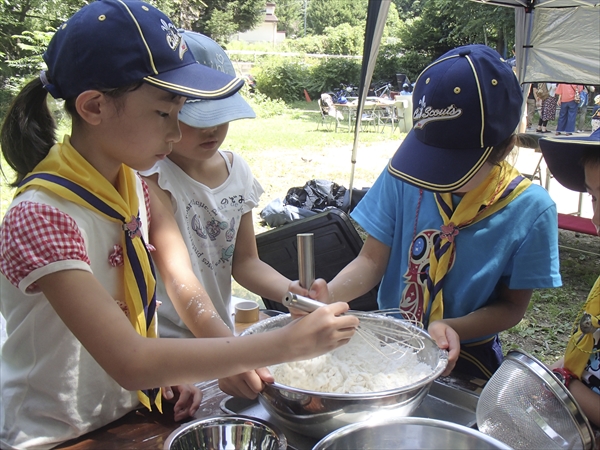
[[1, 79, 144, 187], [1, 78, 56, 187], [486, 134, 517, 166], [581, 147, 600, 169], [486, 132, 543, 168]]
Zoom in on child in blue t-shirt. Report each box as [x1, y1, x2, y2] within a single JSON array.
[[304, 44, 562, 380]]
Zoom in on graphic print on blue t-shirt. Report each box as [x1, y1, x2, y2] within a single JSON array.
[[401, 228, 455, 323]]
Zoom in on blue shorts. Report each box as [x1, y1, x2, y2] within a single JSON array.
[[453, 335, 504, 380]]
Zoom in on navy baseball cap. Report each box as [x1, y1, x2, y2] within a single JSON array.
[[41, 0, 244, 100], [178, 30, 256, 128], [539, 128, 600, 192], [388, 44, 523, 192]]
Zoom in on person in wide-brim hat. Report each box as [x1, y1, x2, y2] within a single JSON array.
[[539, 128, 600, 193], [540, 128, 600, 428]]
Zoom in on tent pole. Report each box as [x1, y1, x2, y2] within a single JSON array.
[[349, 0, 391, 198]]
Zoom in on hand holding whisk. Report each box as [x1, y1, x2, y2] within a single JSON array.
[[282, 292, 426, 360]]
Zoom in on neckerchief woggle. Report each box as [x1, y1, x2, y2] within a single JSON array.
[[423, 161, 531, 327], [564, 276, 600, 377], [16, 136, 161, 412]]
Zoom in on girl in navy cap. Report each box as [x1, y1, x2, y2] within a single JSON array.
[[541, 129, 600, 429], [0, 2, 357, 448], [303, 44, 562, 380]]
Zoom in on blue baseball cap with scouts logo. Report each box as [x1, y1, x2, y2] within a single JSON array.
[[388, 44, 523, 192], [41, 0, 244, 100]]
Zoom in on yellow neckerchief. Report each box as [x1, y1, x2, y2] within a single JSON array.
[[424, 161, 531, 326], [16, 136, 161, 412], [564, 276, 600, 377]]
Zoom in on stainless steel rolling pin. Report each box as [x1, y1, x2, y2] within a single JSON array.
[[282, 291, 325, 312], [297, 233, 315, 289]]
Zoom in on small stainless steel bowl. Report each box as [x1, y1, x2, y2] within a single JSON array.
[[313, 417, 512, 450], [241, 313, 448, 439], [163, 415, 287, 450]]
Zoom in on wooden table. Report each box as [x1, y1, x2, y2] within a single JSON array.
[[55, 379, 228, 449], [54, 370, 490, 449], [55, 311, 271, 449]]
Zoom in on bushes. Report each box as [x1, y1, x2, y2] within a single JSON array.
[[246, 91, 288, 118], [307, 58, 361, 98], [254, 57, 310, 103], [253, 56, 362, 104], [240, 39, 430, 104]]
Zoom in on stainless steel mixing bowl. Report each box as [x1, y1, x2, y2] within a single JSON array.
[[312, 417, 512, 449], [163, 415, 287, 450], [241, 313, 448, 439]]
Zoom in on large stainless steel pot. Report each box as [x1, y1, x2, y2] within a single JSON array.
[[241, 313, 448, 438], [313, 417, 512, 449]]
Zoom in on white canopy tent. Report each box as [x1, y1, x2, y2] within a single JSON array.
[[473, 0, 600, 85], [349, 0, 600, 192]]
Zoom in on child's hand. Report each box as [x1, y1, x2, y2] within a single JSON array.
[[218, 367, 274, 399], [287, 279, 330, 317], [282, 301, 358, 361], [162, 384, 202, 421], [288, 278, 332, 307], [308, 278, 332, 303], [427, 320, 460, 376]]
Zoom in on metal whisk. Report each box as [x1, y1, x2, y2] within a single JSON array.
[[282, 292, 426, 360]]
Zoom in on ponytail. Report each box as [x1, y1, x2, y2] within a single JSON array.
[[515, 133, 540, 152], [487, 132, 543, 167], [1, 77, 57, 187]]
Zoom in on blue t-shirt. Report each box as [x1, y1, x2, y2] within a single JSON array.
[[352, 168, 561, 341]]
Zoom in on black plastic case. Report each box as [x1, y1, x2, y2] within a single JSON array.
[[256, 209, 379, 312]]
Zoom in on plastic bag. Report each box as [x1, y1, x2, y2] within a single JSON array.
[[259, 198, 317, 228], [260, 180, 370, 228], [284, 179, 349, 212]]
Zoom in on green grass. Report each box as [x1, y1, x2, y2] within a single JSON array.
[[226, 102, 397, 151]]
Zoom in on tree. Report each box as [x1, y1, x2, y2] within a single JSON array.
[[306, 0, 368, 35], [274, 0, 303, 38], [398, 0, 514, 63], [186, 0, 265, 44], [392, 0, 424, 19], [0, 0, 82, 79]]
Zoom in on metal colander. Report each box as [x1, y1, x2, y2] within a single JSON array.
[[476, 349, 596, 450]]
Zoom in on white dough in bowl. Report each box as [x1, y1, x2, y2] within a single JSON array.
[[269, 331, 435, 393]]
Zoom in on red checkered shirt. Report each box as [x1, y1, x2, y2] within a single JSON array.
[[0, 177, 151, 291]]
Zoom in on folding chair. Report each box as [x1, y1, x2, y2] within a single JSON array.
[[317, 98, 335, 131], [514, 133, 544, 186], [320, 93, 345, 132], [378, 99, 406, 134], [355, 109, 378, 133]]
